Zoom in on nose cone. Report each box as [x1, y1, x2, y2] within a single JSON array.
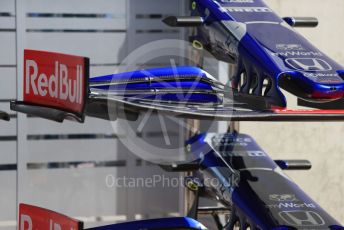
[[278, 72, 344, 102]]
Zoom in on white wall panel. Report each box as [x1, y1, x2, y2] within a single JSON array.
[[128, 0, 181, 51], [14, 0, 186, 228], [127, 163, 180, 218], [124, 0, 184, 221], [90, 66, 122, 77], [134, 19, 171, 30], [26, 18, 126, 31], [27, 139, 119, 163], [23, 11, 128, 228], [23, 168, 127, 228], [27, 118, 115, 135], [1, 0, 15, 13], [0, 119, 16, 136], [0, 0, 16, 228], [0, 142, 16, 165], [0, 32, 15, 65], [26, 33, 127, 65], [0, 68, 16, 99], [19, 0, 130, 228], [0, 18, 15, 29], [0, 172, 16, 221], [0, 102, 14, 114], [132, 0, 180, 15], [26, 0, 126, 14]]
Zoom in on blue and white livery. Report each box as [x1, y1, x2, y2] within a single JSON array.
[[191, 0, 344, 107]]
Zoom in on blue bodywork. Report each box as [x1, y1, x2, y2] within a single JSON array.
[[192, 0, 344, 107], [187, 132, 343, 229], [89, 66, 222, 103], [88, 217, 206, 230]]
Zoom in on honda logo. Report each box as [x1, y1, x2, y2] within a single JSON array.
[[279, 211, 325, 226], [286, 58, 332, 71]]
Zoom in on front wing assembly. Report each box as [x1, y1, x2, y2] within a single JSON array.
[[11, 50, 344, 123]]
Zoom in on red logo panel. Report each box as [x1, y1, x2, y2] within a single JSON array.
[[24, 49, 89, 115], [19, 204, 83, 230]]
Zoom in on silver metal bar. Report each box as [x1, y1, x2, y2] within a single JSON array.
[[283, 17, 318, 27], [163, 16, 204, 27]]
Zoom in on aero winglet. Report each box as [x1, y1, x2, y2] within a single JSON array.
[[11, 50, 89, 123]]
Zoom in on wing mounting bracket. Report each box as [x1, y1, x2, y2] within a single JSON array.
[[163, 16, 204, 27], [10, 101, 84, 123], [0, 111, 9, 121]]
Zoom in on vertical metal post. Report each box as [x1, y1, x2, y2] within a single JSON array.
[[182, 48, 240, 219], [181, 0, 203, 216], [183, 119, 200, 217], [227, 64, 240, 133], [15, 0, 27, 222]]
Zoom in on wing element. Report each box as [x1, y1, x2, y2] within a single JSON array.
[[11, 50, 344, 123]]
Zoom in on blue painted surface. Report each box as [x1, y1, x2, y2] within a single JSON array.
[[88, 217, 206, 230], [192, 0, 344, 107], [89, 0, 344, 108], [187, 132, 343, 228], [90, 66, 222, 103], [90, 66, 209, 82]]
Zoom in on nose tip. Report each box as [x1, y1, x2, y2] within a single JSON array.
[[311, 89, 344, 101]]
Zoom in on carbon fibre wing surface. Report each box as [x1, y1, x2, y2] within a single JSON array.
[[88, 92, 344, 122]]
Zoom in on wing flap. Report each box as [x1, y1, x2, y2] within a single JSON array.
[[89, 91, 344, 122]]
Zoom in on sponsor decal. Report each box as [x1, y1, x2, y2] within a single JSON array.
[[273, 51, 323, 57], [286, 58, 332, 71], [237, 137, 251, 142], [279, 211, 325, 226], [247, 150, 266, 157], [303, 73, 342, 83], [211, 134, 252, 144], [24, 49, 89, 115], [276, 44, 304, 51], [267, 202, 316, 209], [19, 204, 82, 230], [222, 150, 266, 157], [221, 7, 272, 13], [210, 134, 254, 149], [269, 194, 298, 202]]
